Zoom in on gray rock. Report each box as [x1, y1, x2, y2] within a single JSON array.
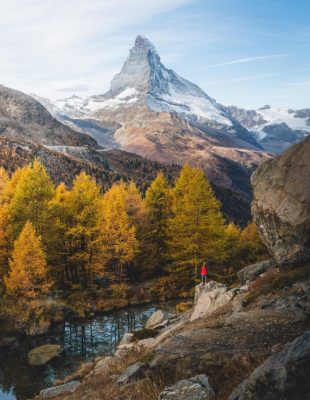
[[252, 136, 310, 266], [146, 310, 168, 329], [159, 374, 215, 400], [117, 362, 148, 384], [239, 284, 250, 293], [40, 381, 80, 399], [191, 281, 236, 322], [229, 330, 310, 400], [237, 259, 276, 283]]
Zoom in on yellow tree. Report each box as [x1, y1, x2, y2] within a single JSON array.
[[167, 163, 226, 277], [0, 167, 23, 288], [5, 221, 51, 298], [101, 183, 138, 277], [225, 222, 242, 262], [48, 182, 70, 281], [4, 221, 52, 333], [240, 221, 268, 263], [145, 172, 172, 273], [0, 167, 9, 198], [65, 172, 102, 286], [8, 160, 55, 243]]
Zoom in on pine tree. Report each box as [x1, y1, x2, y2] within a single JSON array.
[[65, 172, 102, 286], [101, 183, 138, 277], [167, 163, 226, 277], [0, 167, 9, 200], [225, 222, 242, 262], [48, 183, 70, 281], [8, 160, 54, 243], [145, 172, 172, 273], [5, 221, 51, 299]]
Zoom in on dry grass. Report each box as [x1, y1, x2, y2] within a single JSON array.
[[48, 348, 163, 400]]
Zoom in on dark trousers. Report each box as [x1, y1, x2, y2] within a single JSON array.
[[201, 275, 207, 284]]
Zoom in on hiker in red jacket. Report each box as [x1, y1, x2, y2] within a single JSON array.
[[201, 262, 208, 285]]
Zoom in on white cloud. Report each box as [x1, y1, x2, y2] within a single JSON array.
[[0, 0, 192, 98], [201, 54, 289, 70], [204, 73, 279, 86]]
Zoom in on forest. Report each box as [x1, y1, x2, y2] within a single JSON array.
[[0, 160, 266, 334]]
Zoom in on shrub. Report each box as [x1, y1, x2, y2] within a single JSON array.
[[176, 301, 192, 313], [110, 283, 129, 299]]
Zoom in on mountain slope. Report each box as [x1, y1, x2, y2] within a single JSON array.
[[0, 84, 98, 148]]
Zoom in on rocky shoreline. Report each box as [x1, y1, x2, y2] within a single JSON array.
[[34, 261, 310, 399]]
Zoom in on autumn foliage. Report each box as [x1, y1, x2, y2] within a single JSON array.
[[0, 160, 266, 332]]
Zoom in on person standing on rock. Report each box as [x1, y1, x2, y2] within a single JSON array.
[[201, 262, 208, 285]]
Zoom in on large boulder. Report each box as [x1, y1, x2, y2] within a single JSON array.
[[40, 381, 80, 399], [237, 259, 276, 283], [229, 330, 310, 400], [145, 310, 168, 329], [252, 136, 310, 266], [190, 281, 237, 322], [159, 374, 215, 400]]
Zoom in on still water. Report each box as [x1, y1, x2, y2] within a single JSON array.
[[0, 304, 168, 400]]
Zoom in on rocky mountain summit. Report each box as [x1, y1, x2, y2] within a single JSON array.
[[33, 36, 270, 201]]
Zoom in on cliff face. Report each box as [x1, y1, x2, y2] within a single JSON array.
[[252, 136, 310, 266]]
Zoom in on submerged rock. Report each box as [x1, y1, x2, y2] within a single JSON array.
[[28, 344, 62, 366], [237, 259, 276, 283], [252, 136, 310, 266], [159, 374, 215, 400], [40, 380, 80, 399], [229, 330, 310, 400]]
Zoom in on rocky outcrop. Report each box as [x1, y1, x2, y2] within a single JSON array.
[[117, 362, 148, 384], [237, 259, 276, 283], [190, 281, 237, 321], [159, 374, 215, 400], [252, 136, 310, 266], [40, 381, 80, 399], [229, 331, 310, 400]]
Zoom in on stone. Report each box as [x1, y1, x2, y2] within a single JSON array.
[[40, 381, 80, 399], [159, 374, 215, 400], [119, 332, 134, 347], [145, 310, 168, 329], [252, 136, 310, 266], [95, 356, 116, 371], [117, 362, 148, 384], [239, 284, 249, 293], [229, 330, 310, 400], [190, 281, 236, 322], [237, 259, 276, 283], [28, 344, 62, 366], [0, 337, 17, 347]]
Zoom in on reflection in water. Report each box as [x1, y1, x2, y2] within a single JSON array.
[[0, 304, 166, 400]]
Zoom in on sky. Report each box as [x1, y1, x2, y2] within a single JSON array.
[[0, 0, 309, 109]]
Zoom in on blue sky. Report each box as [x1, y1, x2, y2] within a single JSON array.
[[0, 0, 309, 108]]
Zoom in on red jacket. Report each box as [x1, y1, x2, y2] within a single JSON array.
[[201, 265, 208, 276]]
